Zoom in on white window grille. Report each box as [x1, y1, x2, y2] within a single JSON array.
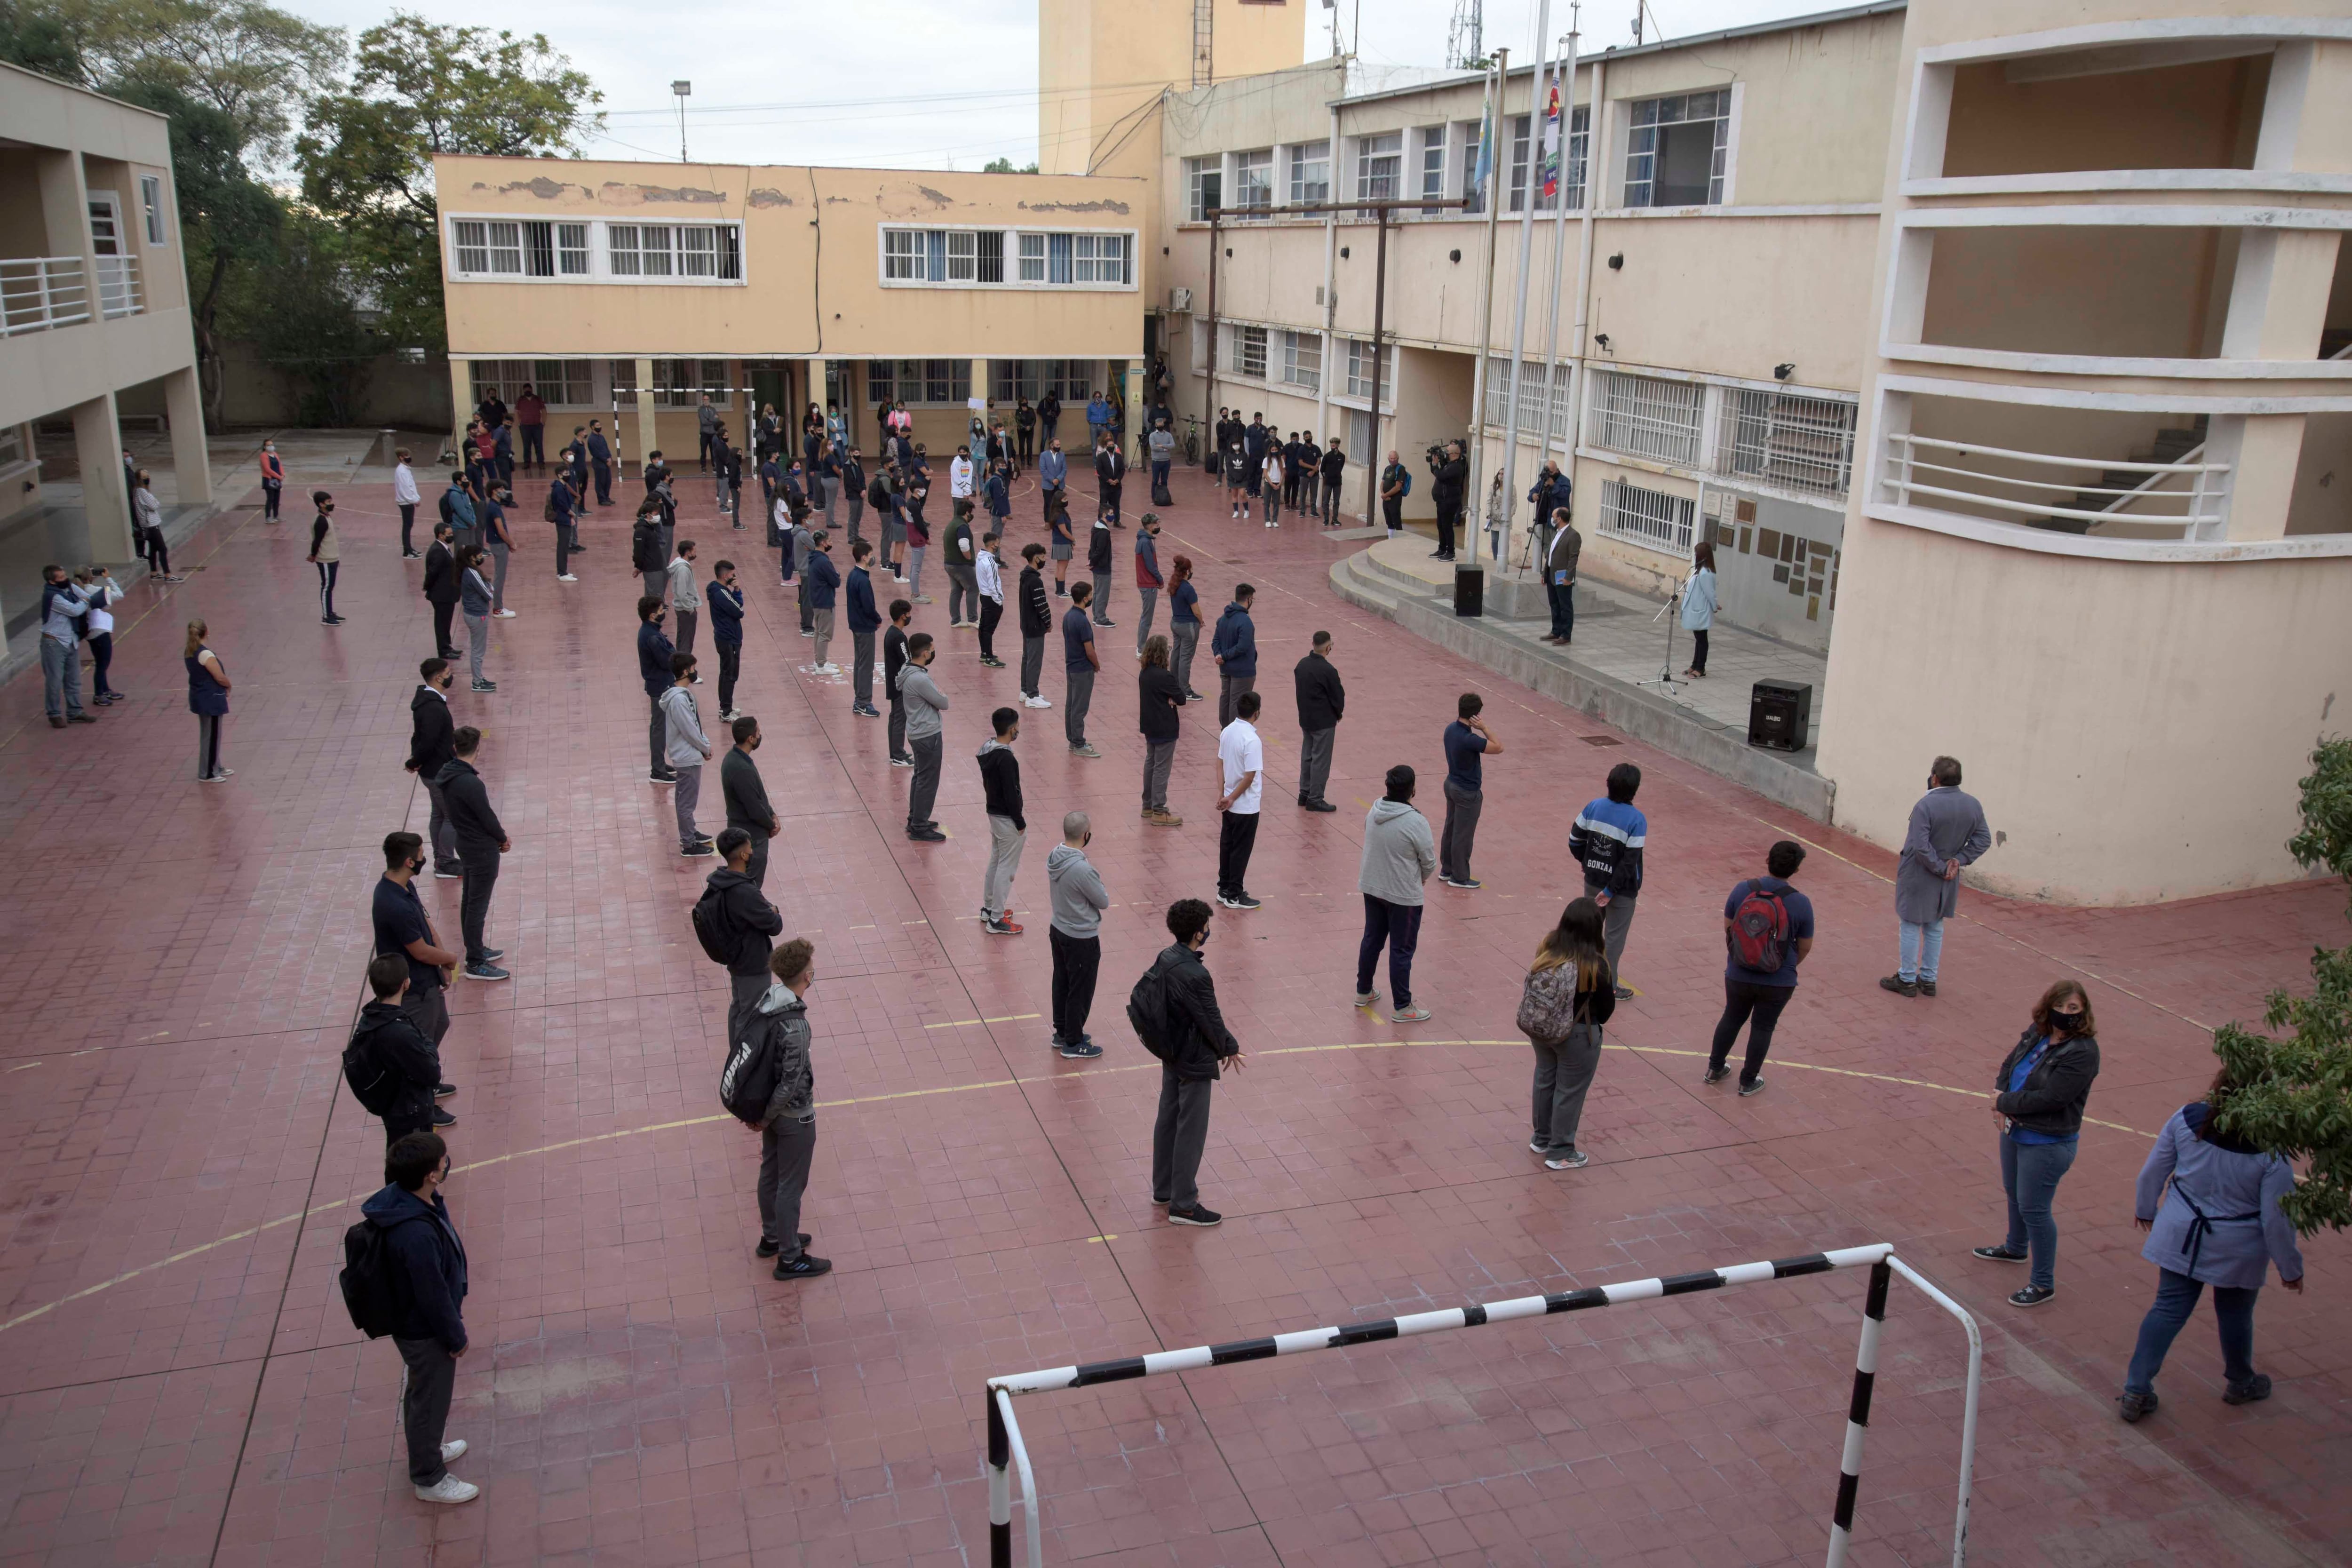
[[1514, 358, 1549, 429], [1597, 477, 1695, 552], [139, 175, 166, 244], [452, 219, 523, 276], [1483, 356, 1512, 427], [1716, 387, 1857, 499], [1625, 90, 1731, 208], [608, 223, 672, 277], [1282, 331, 1320, 391], [680, 226, 720, 277], [884, 228, 924, 280], [1562, 107, 1590, 211], [1186, 157, 1222, 221], [1232, 324, 1268, 380], [1588, 370, 1706, 467], [946, 230, 977, 281], [1344, 339, 1392, 401], [1458, 123, 1485, 215], [1482, 358, 1571, 433], [1073, 233, 1128, 284], [469, 360, 531, 408], [556, 223, 589, 275], [1017, 232, 1045, 282], [1233, 149, 1273, 216], [976, 231, 1004, 283], [1356, 132, 1402, 201], [1288, 141, 1330, 206], [453, 219, 490, 275]]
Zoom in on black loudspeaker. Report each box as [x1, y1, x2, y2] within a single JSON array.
[[1453, 565, 1484, 618], [1748, 679, 1812, 751]]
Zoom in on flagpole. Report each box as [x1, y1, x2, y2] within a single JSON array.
[[1466, 48, 1507, 573], [1492, 0, 1551, 573], [1531, 10, 1581, 575]]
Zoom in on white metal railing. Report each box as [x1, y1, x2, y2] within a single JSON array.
[[95, 254, 141, 318], [0, 256, 93, 336], [1597, 474, 1696, 552], [1882, 430, 2232, 540], [1589, 369, 1706, 468], [1718, 387, 1858, 501]]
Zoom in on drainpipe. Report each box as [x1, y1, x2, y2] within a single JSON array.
[[1466, 48, 1508, 570]]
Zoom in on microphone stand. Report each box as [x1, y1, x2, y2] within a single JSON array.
[[1637, 589, 1683, 695]]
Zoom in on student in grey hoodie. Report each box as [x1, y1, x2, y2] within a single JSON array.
[[898, 634, 949, 842], [750, 938, 829, 1280], [667, 540, 702, 662], [662, 652, 716, 856], [1356, 764, 1438, 1022], [1046, 812, 1111, 1060]]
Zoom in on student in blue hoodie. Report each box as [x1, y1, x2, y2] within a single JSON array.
[[1209, 584, 1259, 727], [361, 1131, 477, 1504], [707, 559, 746, 720], [845, 540, 883, 717], [802, 530, 842, 673], [1568, 762, 1648, 996]]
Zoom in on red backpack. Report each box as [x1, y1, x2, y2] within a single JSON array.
[[1729, 883, 1790, 973]]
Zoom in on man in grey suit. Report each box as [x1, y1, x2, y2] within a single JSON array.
[[1881, 755, 1991, 998]]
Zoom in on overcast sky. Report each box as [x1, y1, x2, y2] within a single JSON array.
[[289, 0, 1851, 170]]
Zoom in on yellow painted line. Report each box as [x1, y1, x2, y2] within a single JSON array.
[[0, 1035, 2150, 1337], [923, 1013, 1044, 1030], [1087, 1234, 1119, 1244]]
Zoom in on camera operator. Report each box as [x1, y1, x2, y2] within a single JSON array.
[[1426, 442, 1466, 562]]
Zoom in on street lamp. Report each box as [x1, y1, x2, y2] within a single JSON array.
[[673, 80, 691, 164]]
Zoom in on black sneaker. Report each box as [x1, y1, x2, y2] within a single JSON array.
[[680, 842, 717, 857], [1167, 1205, 1222, 1227], [1738, 1076, 1766, 1097], [430, 1106, 457, 1127], [774, 1254, 833, 1280], [435, 1082, 457, 1099], [462, 963, 510, 982], [2008, 1284, 2056, 1308], [1879, 974, 1918, 998], [1917, 980, 1939, 997], [853, 703, 882, 717], [908, 827, 947, 843], [1972, 1244, 2028, 1264], [1702, 1065, 1730, 1085], [2223, 1374, 2273, 1406], [1217, 891, 1262, 910], [1057, 1038, 1104, 1059], [1612, 984, 1634, 1000], [2118, 1389, 2158, 1423], [755, 1233, 811, 1259], [433, 867, 463, 880]]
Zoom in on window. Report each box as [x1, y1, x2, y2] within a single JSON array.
[[1231, 324, 1268, 380], [885, 228, 924, 280], [1048, 232, 1073, 284], [1343, 339, 1393, 401], [1562, 108, 1590, 212], [1509, 115, 1532, 212], [1716, 387, 1857, 499], [608, 223, 741, 280], [1234, 148, 1273, 217], [139, 175, 165, 244], [1589, 370, 1707, 466], [1073, 233, 1128, 284], [1515, 358, 1549, 429], [531, 359, 595, 408], [655, 358, 729, 407], [1186, 156, 1223, 222], [867, 359, 970, 405], [1282, 331, 1320, 392], [1597, 477, 1696, 552], [1018, 232, 1046, 282], [522, 221, 556, 278], [557, 223, 589, 275], [1458, 123, 1485, 216], [890, 228, 1123, 287], [1288, 140, 1330, 207], [1357, 132, 1402, 200], [1419, 127, 1447, 215], [977, 231, 1004, 284], [1625, 90, 1731, 208], [609, 359, 639, 409], [452, 219, 522, 277], [608, 223, 671, 277], [946, 230, 978, 281]]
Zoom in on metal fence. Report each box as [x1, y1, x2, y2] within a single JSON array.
[[1596, 475, 1696, 553], [1588, 368, 1706, 467], [1717, 386, 1857, 500]]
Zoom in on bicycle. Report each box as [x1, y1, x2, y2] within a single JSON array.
[[1181, 415, 1201, 467]]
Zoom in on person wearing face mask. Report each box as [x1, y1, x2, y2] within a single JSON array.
[[1975, 979, 2102, 1308], [721, 715, 780, 890], [1136, 898, 1247, 1226], [1883, 756, 1992, 998], [406, 658, 464, 878], [307, 489, 343, 625], [258, 438, 284, 521], [369, 832, 460, 1127], [1045, 812, 1109, 1058], [744, 938, 828, 1279], [359, 1131, 477, 1503]]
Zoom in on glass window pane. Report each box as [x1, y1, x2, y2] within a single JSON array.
[[1049, 233, 1072, 285], [455, 220, 488, 274], [640, 226, 673, 276], [556, 223, 590, 273], [977, 230, 1003, 283], [1017, 232, 1045, 281]]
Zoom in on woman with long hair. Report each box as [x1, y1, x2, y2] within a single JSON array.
[[184, 619, 231, 781], [1517, 898, 1617, 1170], [1137, 633, 1184, 826], [1680, 540, 1718, 678], [1974, 979, 2102, 1307], [2119, 1060, 2304, 1421], [1168, 554, 1203, 702]]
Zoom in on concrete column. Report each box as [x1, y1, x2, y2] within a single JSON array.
[[2215, 228, 2338, 541], [446, 359, 470, 458], [162, 364, 212, 504], [970, 358, 989, 448], [1121, 360, 1143, 453], [35, 148, 97, 298], [633, 358, 658, 475], [72, 391, 135, 562]]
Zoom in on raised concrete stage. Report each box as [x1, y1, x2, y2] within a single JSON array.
[[1331, 536, 1834, 819]]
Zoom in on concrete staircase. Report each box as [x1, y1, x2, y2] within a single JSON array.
[[2046, 417, 2208, 533]]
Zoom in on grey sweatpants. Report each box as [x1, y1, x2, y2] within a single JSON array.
[[1299, 726, 1335, 804], [983, 815, 1025, 919], [1151, 1068, 1214, 1210], [674, 763, 703, 849], [1065, 666, 1094, 748], [758, 1115, 816, 1263], [1584, 879, 1638, 978], [1134, 586, 1158, 652]]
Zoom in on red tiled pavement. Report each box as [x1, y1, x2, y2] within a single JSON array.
[[0, 458, 2344, 1568]]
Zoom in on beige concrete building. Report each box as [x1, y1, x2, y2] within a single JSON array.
[[435, 0, 2352, 906], [0, 62, 210, 636]]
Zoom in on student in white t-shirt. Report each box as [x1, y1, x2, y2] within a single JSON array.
[[85, 566, 123, 705], [1215, 690, 1265, 910]]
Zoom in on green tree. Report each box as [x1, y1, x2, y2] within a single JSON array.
[[298, 12, 600, 351], [56, 0, 343, 162], [2214, 737, 2352, 1234], [982, 157, 1039, 175], [0, 0, 87, 78], [230, 208, 372, 425]]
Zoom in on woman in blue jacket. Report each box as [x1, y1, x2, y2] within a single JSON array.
[[1679, 541, 1718, 678], [2119, 1064, 2304, 1421]]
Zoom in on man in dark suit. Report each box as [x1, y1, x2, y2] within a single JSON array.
[[421, 522, 460, 658], [1092, 432, 1126, 527], [1292, 631, 1344, 812]]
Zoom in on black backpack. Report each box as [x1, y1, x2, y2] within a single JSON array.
[[1127, 958, 1174, 1063], [341, 1027, 401, 1115], [691, 882, 739, 966], [632, 519, 661, 572], [719, 1013, 785, 1126], [339, 1220, 403, 1338]]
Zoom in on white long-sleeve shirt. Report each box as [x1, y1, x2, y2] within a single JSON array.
[[949, 456, 975, 498], [393, 462, 420, 506], [976, 550, 1003, 603]]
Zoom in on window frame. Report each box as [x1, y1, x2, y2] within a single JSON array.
[[138, 174, 166, 245], [1356, 131, 1404, 202], [876, 225, 1137, 291], [1185, 156, 1224, 222], [1232, 147, 1274, 218], [1624, 89, 1732, 209], [443, 213, 746, 285], [1287, 140, 1331, 207]]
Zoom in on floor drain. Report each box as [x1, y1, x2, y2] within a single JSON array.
[[1579, 734, 1622, 747]]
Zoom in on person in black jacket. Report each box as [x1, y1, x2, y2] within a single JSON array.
[[421, 523, 460, 658], [1138, 635, 1184, 827], [1319, 438, 1348, 526], [1016, 544, 1053, 708], [1145, 899, 1245, 1226], [882, 599, 914, 766], [360, 1131, 477, 1504], [1974, 980, 2102, 1308], [707, 828, 784, 1012], [1292, 632, 1344, 812], [721, 716, 780, 889], [436, 726, 509, 982], [1093, 433, 1125, 526], [1428, 442, 1467, 560], [406, 659, 462, 878], [638, 597, 676, 783], [350, 955, 444, 1143], [977, 708, 1026, 936]]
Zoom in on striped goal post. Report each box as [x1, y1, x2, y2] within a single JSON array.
[[984, 1242, 1982, 1568]]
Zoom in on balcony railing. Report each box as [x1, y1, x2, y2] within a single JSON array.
[[1881, 430, 2231, 541], [1, 256, 92, 336], [95, 254, 142, 318]]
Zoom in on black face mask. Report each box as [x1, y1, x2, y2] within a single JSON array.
[[408, 856, 427, 875]]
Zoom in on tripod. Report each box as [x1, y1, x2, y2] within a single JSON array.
[[1637, 590, 1683, 695]]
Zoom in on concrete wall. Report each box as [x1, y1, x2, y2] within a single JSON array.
[[215, 343, 458, 432]]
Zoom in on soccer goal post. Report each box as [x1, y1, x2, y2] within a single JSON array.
[[984, 1242, 1982, 1568]]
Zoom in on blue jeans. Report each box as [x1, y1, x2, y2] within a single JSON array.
[[2125, 1268, 2258, 1396], [1355, 896, 1422, 1007], [1899, 919, 1945, 982], [2000, 1132, 2077, 1291]]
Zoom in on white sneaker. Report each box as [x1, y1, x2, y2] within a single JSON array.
[[414, 1475, 479, 1504], [556, 573, 578, 582], [1023, 694, 1052, 708], [494, 609, 516, 618], [814, 663, 841, 675], [440, 1439, 468, 1464]]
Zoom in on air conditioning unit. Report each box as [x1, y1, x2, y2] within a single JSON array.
[[1169, 287, 1193, 313]]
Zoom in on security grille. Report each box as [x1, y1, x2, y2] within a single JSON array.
[[1589, 370, 1705, 467], [1597, 477, 1695, 552], [1716, 387, 1857, 499]]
